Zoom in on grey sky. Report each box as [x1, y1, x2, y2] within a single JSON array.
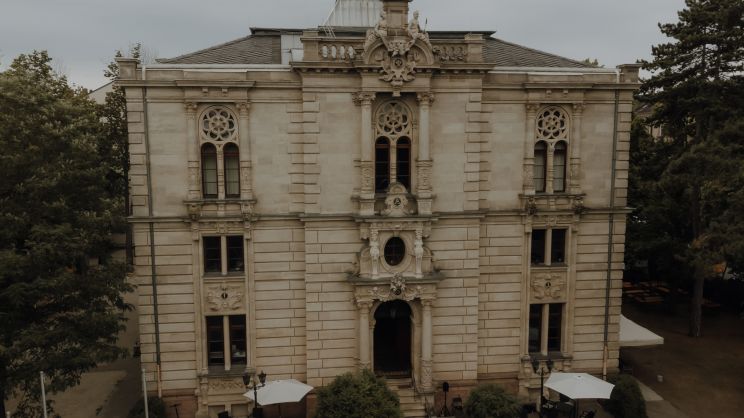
[[0, 0, 686, 90]]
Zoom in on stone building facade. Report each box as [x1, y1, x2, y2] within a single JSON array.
[[117, 1, 639, 417]]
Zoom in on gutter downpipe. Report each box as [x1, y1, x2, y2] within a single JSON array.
[[602, 89, 621, 380], [141, 69, 163, 397]]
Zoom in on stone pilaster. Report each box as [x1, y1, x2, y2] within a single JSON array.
[[416, 92, 434, 215], [421, 298, 434, 392], [237, 102, 255, 200], [523, 103, 540, 194], [185, 102, 201, 201], [464, 92, 491, 211], [357, 301, 373, 370], [353, 92, 377, 216], [570, 103, 584, 194]]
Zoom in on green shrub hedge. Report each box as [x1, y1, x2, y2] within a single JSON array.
[[315, 369, 403, 418], [464, 383, 521, 418], [602, 374, 648, 418], [128, 396, 167, 418]]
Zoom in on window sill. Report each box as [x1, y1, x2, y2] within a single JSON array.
[[206, 366, 250, 378], [203, 272, 246, 279]]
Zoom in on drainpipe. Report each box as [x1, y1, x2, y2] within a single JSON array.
[[141, 85, 163, 397], [602, 90, 620, 380]]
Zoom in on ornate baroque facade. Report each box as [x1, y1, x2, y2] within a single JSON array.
[[118, 1, 639, 417]]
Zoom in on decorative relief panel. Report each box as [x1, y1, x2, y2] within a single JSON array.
[[353, 275, 438, 305], [205, 282, 245, 312], [207, 378, 246, 395], [530, 271, 567, 302]]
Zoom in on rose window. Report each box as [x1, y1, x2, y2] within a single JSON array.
[[377, 102, 412, 138], [536, 107, 569, 140], [201, 108, 237, 141]]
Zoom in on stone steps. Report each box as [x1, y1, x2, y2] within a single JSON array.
[[385, 378, 427, 418]]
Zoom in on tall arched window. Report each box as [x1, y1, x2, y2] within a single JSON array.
[[534, 141, 547, 193], [223, 143, 240, 198], [375, 101, 413, 193], [375, 138, 391, 193], [553, 141, 567, 193], [201, 144, 218, 199], [396, 138, 411, 189]]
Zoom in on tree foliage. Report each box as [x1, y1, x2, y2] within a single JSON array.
[[602, 375, 648, 418], [0, 51, 132, 417], [463, 384, 520, 418], [630, 0, 744, 336], [314, 370, 403, 418]]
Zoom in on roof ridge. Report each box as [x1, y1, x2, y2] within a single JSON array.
[[488, 36, 590, 68], [158, 34, 255, 63]]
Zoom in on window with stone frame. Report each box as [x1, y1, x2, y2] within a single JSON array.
[[202, 235, 245, 275], [206, 315, 247, 371], [531, 228, 567, 266], [528, 303, 563, 355], [534, 106, 570, 194], [375, 101, 413, 193], [199, 106, 241, 199]]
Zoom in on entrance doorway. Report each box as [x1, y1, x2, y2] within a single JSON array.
[[374, 300, 412, 375]]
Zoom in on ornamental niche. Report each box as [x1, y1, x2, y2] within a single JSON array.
[[362, 9, 436, 95]]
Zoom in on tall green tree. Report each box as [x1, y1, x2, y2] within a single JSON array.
[[0, 51, 132, 417], [633, 0, 744, 337]]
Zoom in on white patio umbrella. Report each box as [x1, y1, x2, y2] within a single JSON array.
[[545, 373, 614, 418], [244, 379, 314, 417]]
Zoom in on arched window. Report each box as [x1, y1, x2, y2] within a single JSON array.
[[375, 138, 391, 193], [553, 141, 567, 193], [396, 138, 411, 189], [201, 144, 218, 199], [223, 143, 240, 198], [534, 141, 547, 193]]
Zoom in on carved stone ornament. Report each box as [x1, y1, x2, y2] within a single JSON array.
[[536, 107, 569, 140], [206, 282, 244, 312], [572, 196, 587, 215], [368, 275, 424, 302], [532, 272, 566, 300], [432, 45, 467, 62], [201, 107, 238, 142], [208, 378, 246, 393], [525, 196, 538, 216], [382, 182, 413, 217]]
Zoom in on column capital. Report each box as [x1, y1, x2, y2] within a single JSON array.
[[184, 101, 199, 114], [526, 103, 541, 113], [416, 92, 435, 105], [356, 300, 374, 311], [572, 102, 585, 115], [236, 101, 251, 115], [352, 92, 377, 106]]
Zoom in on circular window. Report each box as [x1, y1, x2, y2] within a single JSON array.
[[384, 237, 406, 266]]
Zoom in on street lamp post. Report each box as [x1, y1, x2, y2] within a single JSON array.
[[243, 370, 267, 418], [531, 358, 554, 417]]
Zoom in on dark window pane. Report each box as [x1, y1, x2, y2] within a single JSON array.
[[224, 143, 240, 198], [531, 230, 546, 265], [229, 315, 247, 365], [384, 237, 406, 266], [548, 304, 563, 353], [201, 144, 218, 198], [203, 237, 221, 273], [396, 138, 411, 190], [551, 229, 566, 265], [206, 316, 225, 366], [375, 138, 390, 193], [226, 236, 244, 272], [553, 141, 567, 193], [528, 304, 542, 353], [534, 141, 547, 193]]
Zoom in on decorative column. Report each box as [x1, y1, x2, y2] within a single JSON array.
[[546, 143, 556, 194], [358, 301, 372, 370], [237, 102, 255, 201], [185, 102, 201, 201], [570, 103, 584, 194], [416, 92, 435, 215], [523, 104, 540, 194], [353, 92, 377, 216], [421, 299, 434, 392]]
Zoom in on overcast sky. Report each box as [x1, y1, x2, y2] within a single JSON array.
[[0, 0, 686, 90]]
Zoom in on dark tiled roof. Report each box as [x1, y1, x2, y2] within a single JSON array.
[[158, 30, 590, 69], [484, 38, 589, 68], [157, 34, 281, 65]]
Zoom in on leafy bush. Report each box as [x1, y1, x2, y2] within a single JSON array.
[[128, 396, 167, 418], [315, 369, 403, 418], [464, 384, 520, 418], [602, 375, 648, 418]]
